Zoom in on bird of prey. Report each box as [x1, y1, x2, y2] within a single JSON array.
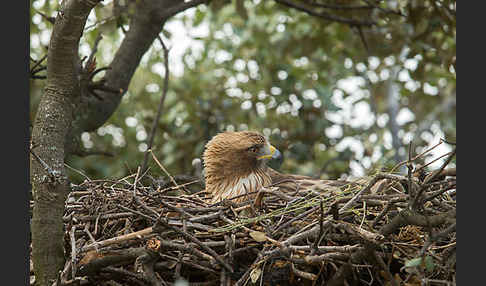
[[203, 131, 348, 204]]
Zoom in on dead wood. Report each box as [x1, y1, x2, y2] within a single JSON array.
[[31, 151, 456, 286]]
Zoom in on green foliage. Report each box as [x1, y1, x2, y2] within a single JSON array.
[[30, 0, 456, 183], [405, 256, 435, 273]]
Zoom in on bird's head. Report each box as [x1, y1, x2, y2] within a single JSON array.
[[202, 131, 282, 202], [203, 131, 281, 177]]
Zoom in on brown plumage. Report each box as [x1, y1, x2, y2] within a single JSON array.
[[203, 131, 348, 204]]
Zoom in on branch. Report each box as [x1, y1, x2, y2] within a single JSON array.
[[275, 0, 376, 27], [305, 1, 374, 10], [379, 209, 455, 237], [156, 0, 209, 20], [155, 217, 234, 273], [141, 35, 170, 173]]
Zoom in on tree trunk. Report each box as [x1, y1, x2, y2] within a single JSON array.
[[30, 1, 99, 285], [30, 1, 207, 284]]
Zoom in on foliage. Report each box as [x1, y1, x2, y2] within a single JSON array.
[[29, 0, 456, 182]]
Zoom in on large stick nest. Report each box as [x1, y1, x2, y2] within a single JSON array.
[[33, 149, 456, 286]]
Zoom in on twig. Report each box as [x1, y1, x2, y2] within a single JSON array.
[[275, 0, 376, 26], [412, 148, 456, 209], [390, 140, 443, 174], [149, 150, 188, 194], [156, 217, 234, 273], [423, 148, 457, 184], [81, 227, 154, 252], [379, 209, 455, 237], [86, 33, 103, 71], [118, 205, 158, 222], [70, 226, 77, 279], [372, 250, 398, 286], [407, 142, 415, 207], [234, 252, 265, 286], [30, 54, 48, 73], [419, 222, 456, 257], [414, 149, 455, 175], [339, 176, 380, 214], [64, 163, 91, 181], [272, 204, 320, 234], [141, 35, 170, 173]]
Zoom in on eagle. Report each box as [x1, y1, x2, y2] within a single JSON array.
[[203, 131, 347, 204]]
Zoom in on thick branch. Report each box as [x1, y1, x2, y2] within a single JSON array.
[[67, 0, 207, 156], [275, 0, 375, 26]]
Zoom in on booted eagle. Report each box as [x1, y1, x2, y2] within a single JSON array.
[[203, 131, 347, 204]]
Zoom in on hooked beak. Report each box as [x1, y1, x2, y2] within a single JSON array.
[[257, 144, 282, 160]]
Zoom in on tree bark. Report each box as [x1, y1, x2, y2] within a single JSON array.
[[65, 0, 205, 156], [30, 1, 100, 285], [31, 1, 209, 284]]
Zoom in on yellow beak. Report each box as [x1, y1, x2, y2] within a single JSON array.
[[257, 145, 280, 160]]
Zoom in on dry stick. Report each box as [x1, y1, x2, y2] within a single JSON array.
[[81, 227, 154, 252], [339, 173, 418, 214], [407, 142, 415, 207], [59, 260, 74, 285], [30, 53, 47, 72], [65, 212, 135, 222], [141, 34, 170, 173], [379, 209, 456, 237], [272, 204, 320, 234], [414, 150, 455, 175], [64, 163, 92, 181], [156, 217, 234, 273], [141, 250, 167, 286], [156, 198, 195, 218], [159, 240, 215, 263], [389, 140, 443, 174], [174, 219, 188, 280], [86, 33, 102, 69], [312, 201, 325, 254], [291, 259, 318, 281], [234, 251, 266, 286], [423, 147, 457, 184], [265, 222, 330, 258], [371, 197, 401, 229], [149, 150, 187, 194], [424, 181, 456, 202], [339, 176, 381, 214], [70, 226, 77, 279], [132, 166, 141, 198], [84, 222, 99, 252], [412, 148, 456, 210], [118, 205, 157, 222], [419, 222, 456, 257], [157, 253, 219, 276], [102, 266, 150, 285], [372, 250, 399, 286]]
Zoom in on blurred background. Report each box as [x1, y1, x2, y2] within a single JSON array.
[[30, 0, 456, 183]]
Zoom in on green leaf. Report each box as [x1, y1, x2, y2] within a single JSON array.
[[405, 256, 435, 272]]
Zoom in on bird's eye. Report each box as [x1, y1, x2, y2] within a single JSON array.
[[247, 146, 258, 153]]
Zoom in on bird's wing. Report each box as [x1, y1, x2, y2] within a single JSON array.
[[267, 167, 352, 195]]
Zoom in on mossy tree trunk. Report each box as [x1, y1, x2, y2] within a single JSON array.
[[30, 1, 100, 285], [30, 1, 207, 285]]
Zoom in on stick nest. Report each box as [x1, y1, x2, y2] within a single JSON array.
[[42, 152, 456, 286]]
